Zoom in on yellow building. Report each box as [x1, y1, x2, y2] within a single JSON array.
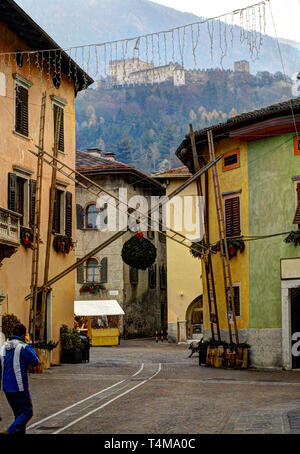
[[0, 0, 93, 363], [154, 167, 203, 343], [174, 138, 250, 345]]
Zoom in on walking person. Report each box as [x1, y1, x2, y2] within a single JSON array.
[[0, 323, 39, 434]]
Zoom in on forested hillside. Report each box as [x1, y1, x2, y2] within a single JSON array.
[[75, 68, 294, 172]]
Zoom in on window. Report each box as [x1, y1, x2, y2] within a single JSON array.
[[232, 285, 241, 318], [130, 267, 138, 285], [15, 84, 28, 137], [293, 183, 300, 228], [159, 206, 166, 243], [53, 104, 64, 153], [294, 136, 300, 156], [52, 189, 63, 234], [160, 265, 167, 290], [8, 173, 31, 227], [77, 257, 107, 284], [86, 204, 98, 229], [149, 264, 157, 289], [86, 258, 100, 283], [52, 189, 72, 236], [225, 196, 241, 237], [222, 149, 240, 172]]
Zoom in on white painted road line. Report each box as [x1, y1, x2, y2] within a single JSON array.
[[27, 363, 145, 431], [52, 363, 162, 434]]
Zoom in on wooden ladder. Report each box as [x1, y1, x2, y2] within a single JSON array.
[[190, 124, 221, 341], [29, 92, 46, 339], [207, 129, 239, 344]]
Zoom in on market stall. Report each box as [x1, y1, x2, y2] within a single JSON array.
[[74, 300, 125, 347]]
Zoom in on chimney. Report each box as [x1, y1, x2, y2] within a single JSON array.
[[87, 147, 102, 158], [104, 152, 116, 161]]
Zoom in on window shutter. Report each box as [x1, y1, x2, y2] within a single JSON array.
[[100, 257, 108, 283], [149, 264, 157, 288], [15, 85, 28, 136], [225, 197, 240, 237], [29, 180, 37, 228], [52, 189, 59, 233], [293, 183, 300, 225], [54, 105, 64, 152], [130, 267, 138, 285], [77, 259, 84, 284], [76, 204, 84, 229], [160, 265, 167, 290], [233, 287, 241, 317], [65, 191, 73, 237], [8, 173, 17, 212]]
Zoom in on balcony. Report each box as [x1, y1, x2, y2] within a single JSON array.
[[0, 207, 21, 263]]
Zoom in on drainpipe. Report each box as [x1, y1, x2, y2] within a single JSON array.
[[0, 293, 6, 337]]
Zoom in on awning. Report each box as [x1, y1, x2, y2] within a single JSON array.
[[74, 300, 125, 317]]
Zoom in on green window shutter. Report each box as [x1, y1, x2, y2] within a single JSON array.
[[65, 191, 73, 237], [100, 257, 108, 283], [15, 85, 29, 136], [130, 267, 138, 285], [77, 259, 84, 284], [8, 173, 17, 212], [54, 105, 64, 152], [52, 188, 60, 234], [29, 180, 37, 228], [76, 204, 84, 229]]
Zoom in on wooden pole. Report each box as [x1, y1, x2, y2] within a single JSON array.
[[207, 130, 239, 344], [39, 108, 62, 341], [30, 93, 46, 343], [189, 124, 216, 340]]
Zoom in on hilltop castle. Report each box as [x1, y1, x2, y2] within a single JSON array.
[[108, 58, 186, 87], [99, 58, 250, 88]]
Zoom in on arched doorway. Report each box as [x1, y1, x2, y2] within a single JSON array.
[[186, 296, 203, 340]]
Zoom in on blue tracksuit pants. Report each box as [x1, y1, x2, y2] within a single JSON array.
[[5, 390, 33, 434]]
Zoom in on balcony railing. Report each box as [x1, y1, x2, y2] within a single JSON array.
[[0, 207, 21, 246]]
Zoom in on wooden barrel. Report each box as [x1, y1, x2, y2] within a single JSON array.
[[28, 349, 51, 374], [214, 346, 225, 368]]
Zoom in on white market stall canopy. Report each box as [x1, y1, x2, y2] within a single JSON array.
[[74, 300, 125, 317]]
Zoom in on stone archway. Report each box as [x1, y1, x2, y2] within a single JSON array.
[[186, 296, 203, 340]]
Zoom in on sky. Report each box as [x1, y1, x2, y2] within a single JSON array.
[[154, 0, 300, 43]]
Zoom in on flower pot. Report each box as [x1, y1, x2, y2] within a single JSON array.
[[28, 349, 50, 374], [225, 348, 236, 369], [206, 346, 217, 367], [61, 348, 82, 364], [214, 346, 225, 368], [235, 347, 249, 369]]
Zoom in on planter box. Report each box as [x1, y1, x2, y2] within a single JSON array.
[[61, 348, 82, 364], [28, 349, 51, 374], [235, 347, 249, 369]]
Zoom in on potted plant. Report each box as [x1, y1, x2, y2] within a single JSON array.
[[28, 340, 59, 373], [211, 238, 245, 260], [79, 283, 106, 294], [60, 325, 83, 364], [53, 235, 75, 254]]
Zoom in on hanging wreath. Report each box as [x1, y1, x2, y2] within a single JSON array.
[[121, 232, 157, 270], [20, 227, 34, 249], [53, 235, 75, 254], [211, 238, 245, 260], [284, 231, 300, 246]]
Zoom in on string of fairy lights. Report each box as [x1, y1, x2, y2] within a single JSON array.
[[0, 1, 267, 89]]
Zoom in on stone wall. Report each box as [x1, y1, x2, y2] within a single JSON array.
[[203, 328, 282, 368]]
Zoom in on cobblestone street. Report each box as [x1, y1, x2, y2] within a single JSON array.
[[1, 339, 300, 434]]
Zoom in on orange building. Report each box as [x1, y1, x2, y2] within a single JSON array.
[[0, 0, 93, 363]]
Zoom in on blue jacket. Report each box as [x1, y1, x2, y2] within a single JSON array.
[[0, 336, 39, 393]]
